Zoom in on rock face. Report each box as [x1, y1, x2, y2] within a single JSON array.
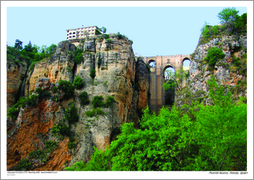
[[176, 35, 247, 106], [7, 34, 150, 171], [7, 60, 27, 108], [25, 41, 76, 97]]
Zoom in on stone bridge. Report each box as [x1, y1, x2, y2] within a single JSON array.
[[143, 54, 191, 114]]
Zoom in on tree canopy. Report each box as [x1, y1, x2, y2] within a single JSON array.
[[218, 7, 239, 24]]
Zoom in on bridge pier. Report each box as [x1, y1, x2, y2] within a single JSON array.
[[143, 55, 191, 114]]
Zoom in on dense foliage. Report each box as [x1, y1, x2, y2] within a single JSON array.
[[199, 8, 247, 45], [79, 91, 90, 105], [64, 101, 79, 124], [7, 39, 57, 69], [6, 89, 51, 120], [90, 69, 96, 80], [91, 95, 115, 109], [66, 77, 247, 171], [57, 80, 75, 99], [203, 47, 225, 68], [92, 96, 104, 108], [73, 75, 84, 89]]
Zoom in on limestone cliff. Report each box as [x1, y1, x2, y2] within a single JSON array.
[[7, 60, 27, 109], [176, 34, 247, 106], [6, 34, 150, 171]]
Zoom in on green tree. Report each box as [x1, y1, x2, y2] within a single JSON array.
[[48, 44, 57, 54], [73, 75, 84, 89], [24, 41, 33, 52], [218, 7, 239, 24], [14, 39, 23, 50], [101, 26, 107, 34]]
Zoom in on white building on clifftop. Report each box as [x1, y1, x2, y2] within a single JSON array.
[[66, 26, 100, 40]]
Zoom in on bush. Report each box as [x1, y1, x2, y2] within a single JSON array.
[[64, 101, 79, 124], [26, 94, 38, 107], [73, 75, 84, 89], [92, 95, 104, 108], [29, 149, 45, 159], [80, 91, 90, 105], [44, 140, 59, 153], [52, 86, 58, 93], [52, 94, 59, 102], [104, 95, 115, 107], [7, 106, 20, 120], [74, 53, 83, 64], [51, 123, 70, 138], [90, 69, 96, 80], [203, 47, 225, 67], [68, 142, 76, 149], [16, 159, 32, 171], [69, 137, 75, 142], [57, 80, 75, 99], [96, 108, 105, 115], [86, 109, 96, 117], [35, 88, 51, 100]]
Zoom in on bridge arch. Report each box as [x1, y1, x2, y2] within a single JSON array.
[[163, 65, 175, 80], [148, 59, 156, 67], [182, 57, 191, 71]]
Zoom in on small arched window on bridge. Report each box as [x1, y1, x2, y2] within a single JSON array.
[[182, 58, 191, 71], [164, 67, 175, 80], [148, 60, 156, 68]]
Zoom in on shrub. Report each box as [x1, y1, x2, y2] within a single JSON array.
[[57, 80, 75, 99], [51, 123, 70, 137], [90, 69, 96, 80], [26, 94, 38, 107], [44, 140, 59, 153], [203, 47, 225, 67], [64, 102, 79, 124], [69, 137, 75, 142], [7, 106, 20, 120], [52, 94, 59, 102], [73, 75, 84, 89], [96, 108, 105, 115], [104, 95, 115, 107], [106, 38, 111, 43], [80, 91, 90, 105], [68, 142, 75, 149], [35, 88, 51, 100], [29, 149, 45, 159], [52, 86, 58, 93], [74, 53, 83, 64], [86, 109, 96, 117], [16, 159, 32, 171], [92, 95, 104, 108]]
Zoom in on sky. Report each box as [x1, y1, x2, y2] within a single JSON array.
[[4, 2, 249, 57]]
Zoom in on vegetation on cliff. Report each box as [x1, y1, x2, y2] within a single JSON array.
[[199, 8, 246, 45], [7, 39, 57, 70], [66, 77, 247, 171]]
